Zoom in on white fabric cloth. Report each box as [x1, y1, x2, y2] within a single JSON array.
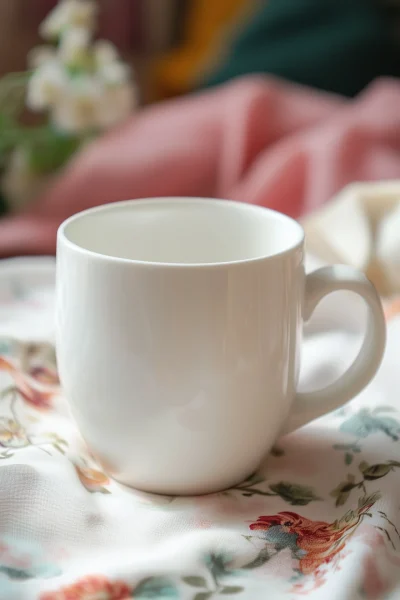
[[1, 256, 400, 600], [303, 180, 400, 297]]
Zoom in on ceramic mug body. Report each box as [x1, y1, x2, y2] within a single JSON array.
[[56, 198, 385, 495]]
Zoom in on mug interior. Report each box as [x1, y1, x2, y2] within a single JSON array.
[[60, 198, 304, 265]]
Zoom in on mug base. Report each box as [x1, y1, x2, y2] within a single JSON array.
[[110, 469, 258, 497]]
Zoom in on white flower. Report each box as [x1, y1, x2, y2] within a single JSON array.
[[40, 0, 97, 40], [94, 38, 131, 86], [59, 27, 90, 66], [3, 149, 50, 212], [94, 40, 119, 66], [27, 45, 56, 69], [51, 76, 102, 132], [99, 61, 130, 86], [95, 83, 136, 129], [27, 60, 68, 111], [52, 77, 136, 133]]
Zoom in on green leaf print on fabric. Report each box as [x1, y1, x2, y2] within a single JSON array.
[[360, 460, 400, 480], [0, 536, 61, 581], [0, 566, 32, 580], [341, 408, 400, 440], [0, 563, 61, 580], [229, 474, 320, 505], [330, 474, 362, 507], [268, 482, 321, 506], [334, 407, 400, 464], [345, 452, 353, 465], [206, 553, 235, 582], [331, 461, 400, 506], [134, 576, 179, 598], [182, 554, 243, 598], [182, 576, 208, 588], [241, 546, 274, 569], [193, 593, 212, 600]]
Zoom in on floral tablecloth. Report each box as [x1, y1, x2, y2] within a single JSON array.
[[1, 257, 400, 600]]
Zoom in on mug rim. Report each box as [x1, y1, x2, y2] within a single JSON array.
[[57, 197, 305, 268]]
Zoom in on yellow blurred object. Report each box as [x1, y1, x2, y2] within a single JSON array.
[[152, 0, 258, 101]]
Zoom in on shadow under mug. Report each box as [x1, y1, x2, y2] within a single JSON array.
[[56, 198, 386, 495]]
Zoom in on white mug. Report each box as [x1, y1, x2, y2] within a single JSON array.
[[56, 198, 386, 495]]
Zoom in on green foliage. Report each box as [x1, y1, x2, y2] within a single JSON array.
[[0, 187, 7, 216], [0, 114, 26, 167], [0, 71, 82, 206], [25, 126, 81, 174], [0, 72, 30, 118]]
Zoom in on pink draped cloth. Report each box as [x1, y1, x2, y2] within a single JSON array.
[[0, 75, 399, 257]]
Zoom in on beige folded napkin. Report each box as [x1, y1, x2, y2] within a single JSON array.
[[303, 180, 400, 297]]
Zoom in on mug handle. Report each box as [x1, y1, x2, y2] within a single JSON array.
[[282, 265, 386, 435]]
